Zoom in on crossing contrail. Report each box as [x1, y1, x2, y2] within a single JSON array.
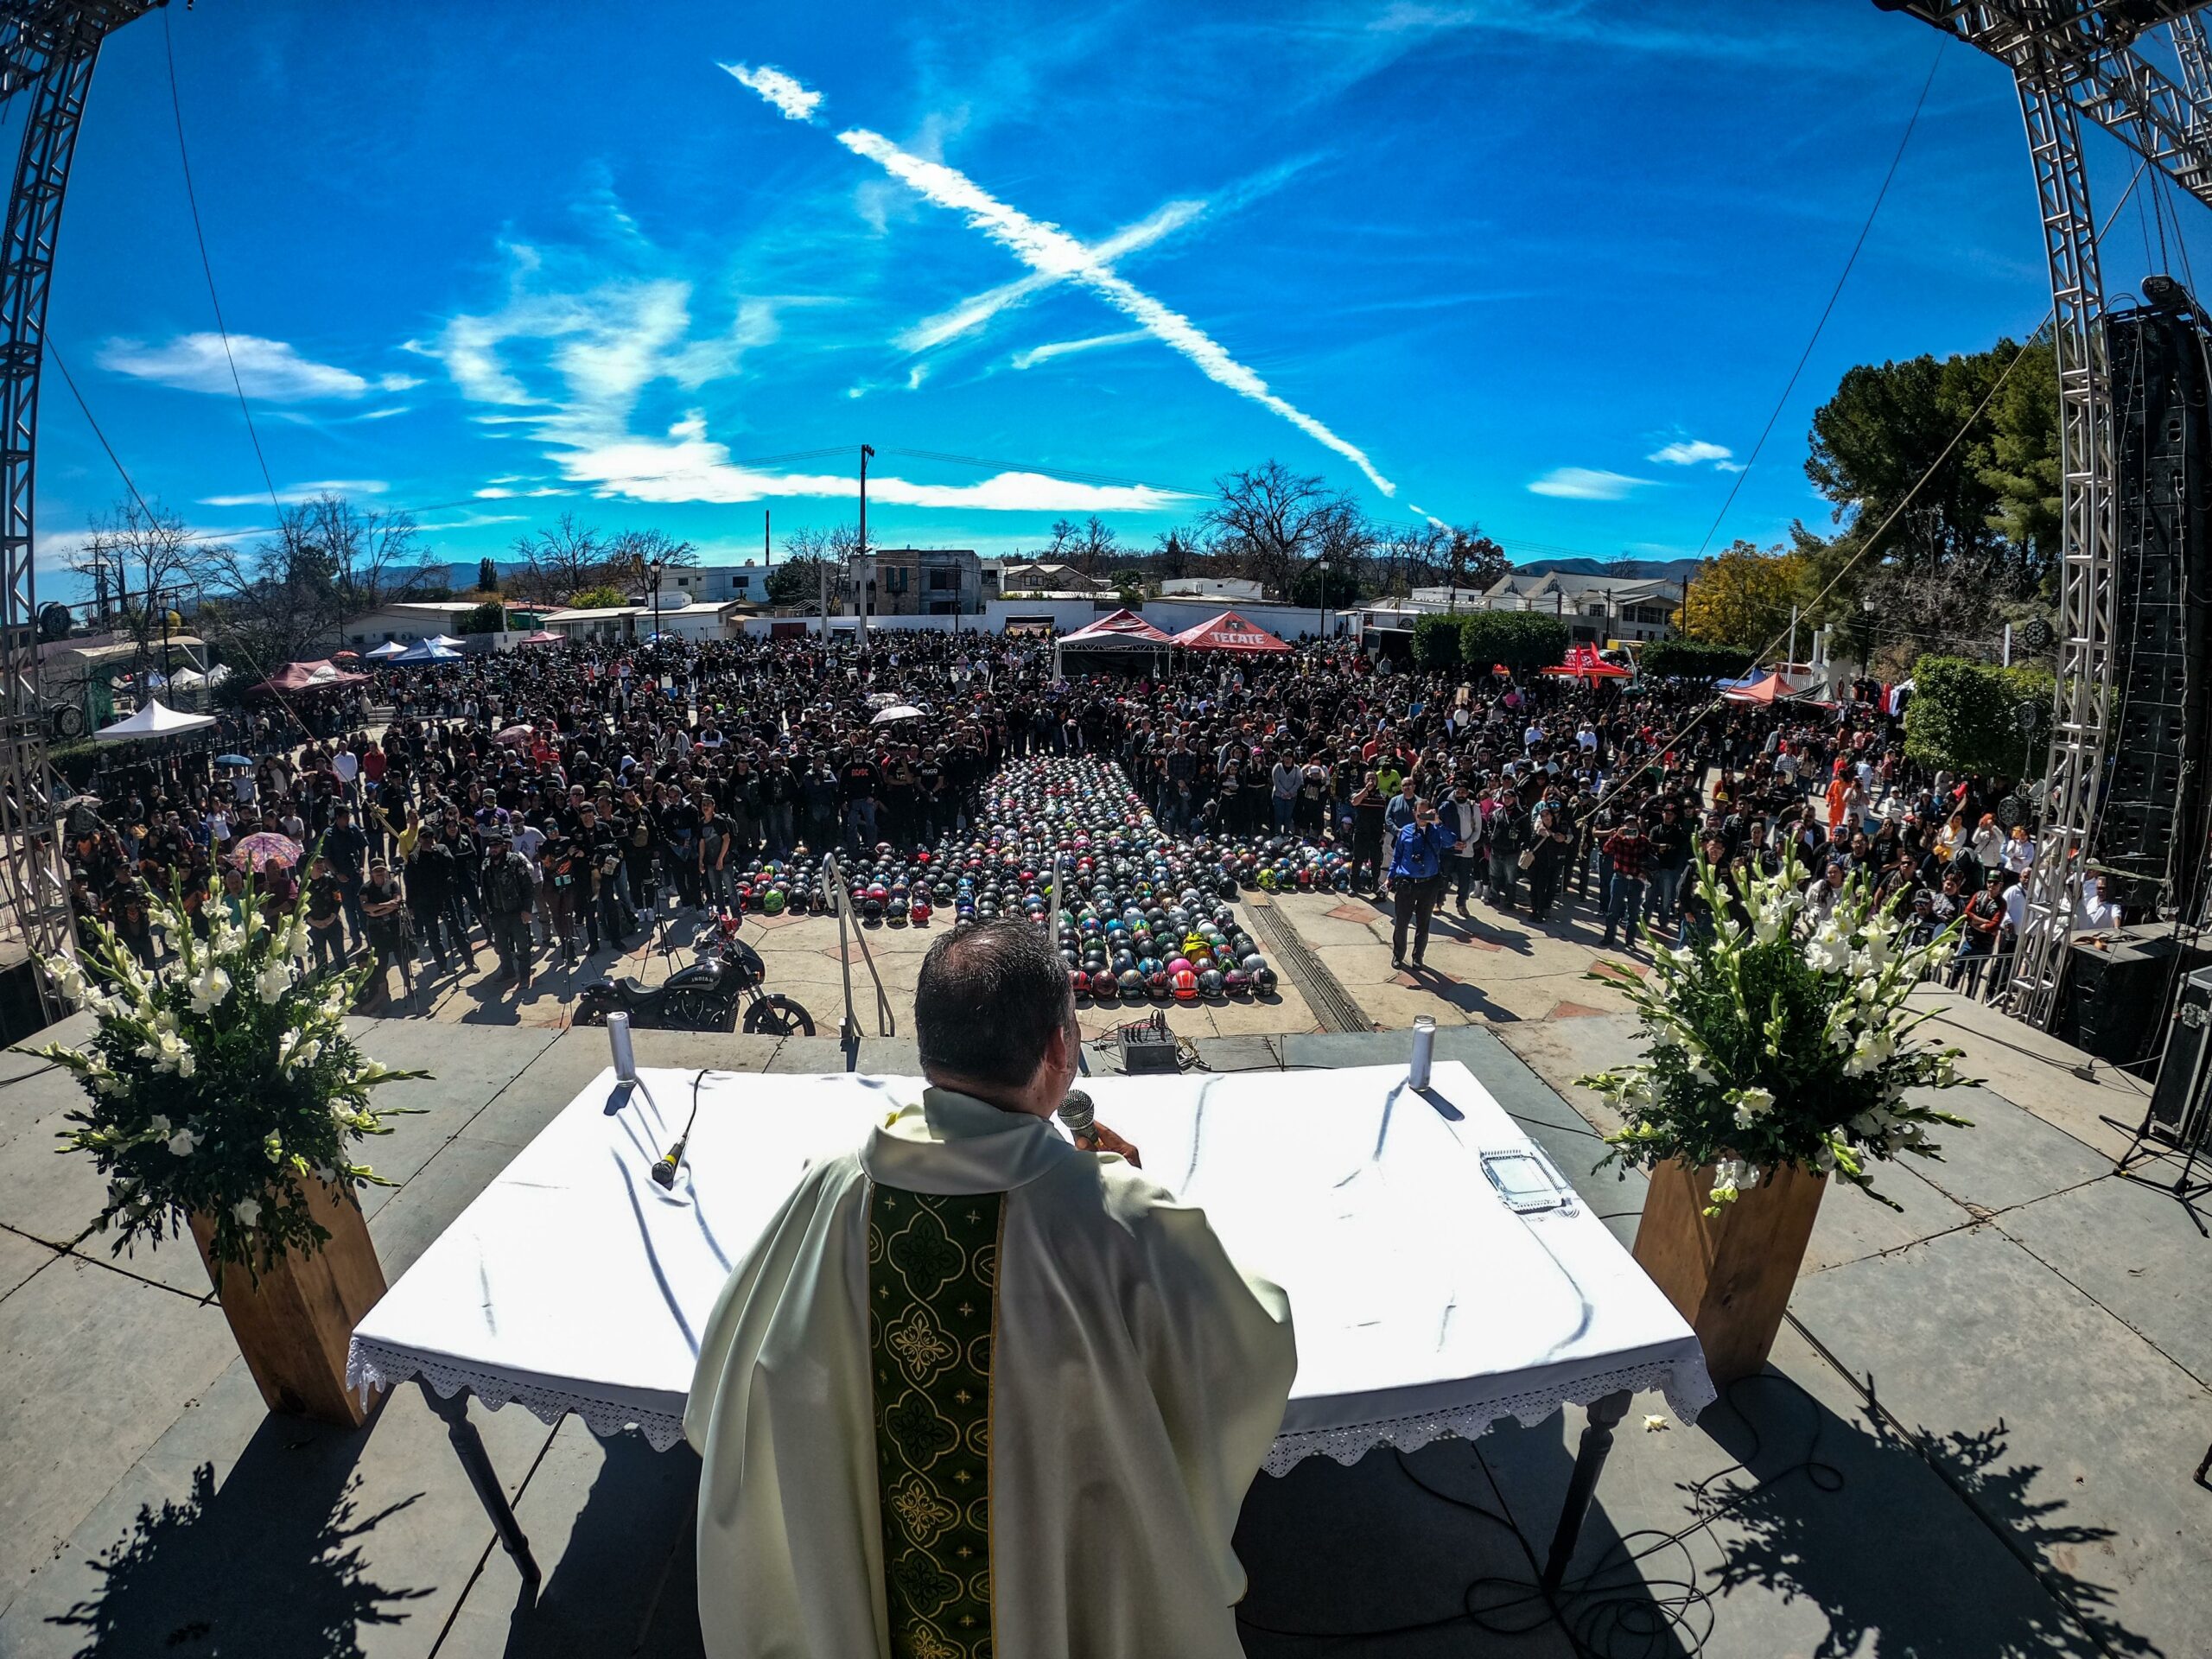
[[721, 62, 1396, 496]]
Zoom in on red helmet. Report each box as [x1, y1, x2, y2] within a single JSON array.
[[1172, 969, 1198, 1001]]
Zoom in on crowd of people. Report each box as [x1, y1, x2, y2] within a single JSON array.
[[62, 626, 2080, 1011]]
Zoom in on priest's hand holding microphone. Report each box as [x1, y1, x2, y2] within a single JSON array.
[[1056, 1089, 1141, 1167]]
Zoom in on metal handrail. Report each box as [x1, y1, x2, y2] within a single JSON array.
[[822, 850, 895, 1071]]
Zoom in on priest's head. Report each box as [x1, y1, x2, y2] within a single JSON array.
[[915, 919, 1079, 1119]]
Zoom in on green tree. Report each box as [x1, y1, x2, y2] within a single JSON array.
[[456, 601, 505, 635], [1641, 639, 1757, 681], [1903, 655, 2053, 781], [476, 557, 499, 594], [766, 555, 831, 608], [1413, 614, 1462, 669], [1460, 610, 1568, 673], [567, 582, 626, 610]]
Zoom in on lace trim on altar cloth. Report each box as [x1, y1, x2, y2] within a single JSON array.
[[346, 1337, 1715, 1471], [345, 1337, 690, 1452], [1259, 1357, 1719, 1477]]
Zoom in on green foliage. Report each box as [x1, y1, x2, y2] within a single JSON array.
[[1580, 850, 1976, 1212], [1805, 334, 2057, 598], [476, 557, 499, 594], [40, 875, 428, 1278], [766, 556, 830, 609], [455, 601, 505, 636], [567, 583, 626, 610], [1903, 655, 2053, 781], [1640, 639, 1757, 681], [1290, 558, 1362, 609], [1413, 613, 1462, 669], [1459, 609, 1569, 672]]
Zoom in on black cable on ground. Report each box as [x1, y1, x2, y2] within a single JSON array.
[[1235, 1371, 1844, 1659]]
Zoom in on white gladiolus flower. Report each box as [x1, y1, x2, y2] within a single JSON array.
[[232, 1197, 260, 1226], [176, 1049, 195, 1078], [285, 922, 311, 960], [146, 1114, 171, 1138], [255, 959, 292, 1005], [167, 1127, 199, 1157], [1805, 928, 1852, 975], [1716, 1156, 1760, 1192], [188, 963, 232, 1014]]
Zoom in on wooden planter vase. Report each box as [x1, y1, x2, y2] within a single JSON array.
[[189, 1179, 388, 1427], [1631, 1156, 1827, 1385]]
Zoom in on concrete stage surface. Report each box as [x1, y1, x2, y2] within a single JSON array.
[[0, 989, 2205, 1657]]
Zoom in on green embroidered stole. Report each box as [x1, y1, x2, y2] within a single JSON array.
[[868, 1182, 1002, 1659]]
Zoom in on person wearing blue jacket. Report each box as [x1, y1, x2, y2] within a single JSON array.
[[1389, 798, 1462, 970]]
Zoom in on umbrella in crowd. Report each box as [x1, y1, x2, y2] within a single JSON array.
[[494, 724, 534, 747], [228, 831, 303, 873], [214, 753, 252, 767], [870, 704, 926, 725]]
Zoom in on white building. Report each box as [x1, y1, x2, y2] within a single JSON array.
[[340, 599, 504, 648], [1160, 576, 1263, 602], [634, 562, 773, 606], [538, 600, 746, 645], [1405, 571, 1681, 645]]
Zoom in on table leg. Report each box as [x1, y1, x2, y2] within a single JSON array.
[[419, 1378, 543, 1590], [1541, 1388, 1632, 1591]]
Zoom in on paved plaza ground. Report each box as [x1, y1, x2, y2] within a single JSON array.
[[1, 868, 2209, 1656]]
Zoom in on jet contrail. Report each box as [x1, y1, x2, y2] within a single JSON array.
[[715, 63, 1395, 495], [837, 128, 1395, 496]]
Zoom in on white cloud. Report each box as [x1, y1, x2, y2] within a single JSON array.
[[719, 62, 822, 122], [475, 486, 517, 499], [906, 364, 929, 391], [831, 124, 1395, 494], [895, 200, 1205, 353], [1648, 438, 1732, 467], [1011, 329, 1150, 371], [199, 478, 390, 506], [1527, 467, 1652, 501], [416, 511, 528, 531], [99, 334, 414, 403], [556, 413, 1195, 512]]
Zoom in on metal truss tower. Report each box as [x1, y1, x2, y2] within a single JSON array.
[[0, 3, 154, 1020], [1877, 1, 2212, 1025]]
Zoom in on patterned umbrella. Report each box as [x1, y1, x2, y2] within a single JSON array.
[[228, 831, 303, 873], [495, 724, 534, 747]]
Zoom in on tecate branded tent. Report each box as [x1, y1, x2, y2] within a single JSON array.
[[95, 699, 217, 742], [1170, 609, 1291, 653]]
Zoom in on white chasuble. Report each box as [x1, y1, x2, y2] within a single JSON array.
[[684, 1087, 1297, 1658]]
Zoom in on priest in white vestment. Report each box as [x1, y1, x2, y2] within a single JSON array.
[[685, 918, 1297, 1658]]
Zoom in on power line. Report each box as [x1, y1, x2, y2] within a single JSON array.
[[1692, 37, 1945, 561], [162, 6, 281, 517]]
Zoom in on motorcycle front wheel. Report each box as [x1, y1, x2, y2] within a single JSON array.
[[743, 994, 816, 1037]]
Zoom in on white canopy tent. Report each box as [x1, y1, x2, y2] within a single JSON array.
[[95, 699, 218, 743]]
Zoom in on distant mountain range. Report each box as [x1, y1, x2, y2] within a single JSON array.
[[1513, 556, 1701, 582]]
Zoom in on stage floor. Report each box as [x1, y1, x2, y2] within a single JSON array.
[[0, 997, 2204, 1657]]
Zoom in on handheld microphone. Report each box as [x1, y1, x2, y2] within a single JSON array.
[[650, 1070, 711, 1190], [1056, 1088, 1099, 1152]]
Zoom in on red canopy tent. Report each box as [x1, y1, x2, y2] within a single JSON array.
[[256, 659, 367, 696], [519, 630, 563, 645], [1722, 671, 1820, 705], [1543, 644, 1630, 681], [1171, 609, 1291, 653], [1059, 608, 1173, 646]]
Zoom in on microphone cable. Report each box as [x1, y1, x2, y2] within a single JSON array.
[[651, 1067, 714, 1189]]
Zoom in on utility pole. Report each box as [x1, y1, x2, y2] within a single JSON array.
[[764, 509, 772, 567], [858, 444, 875, 641]]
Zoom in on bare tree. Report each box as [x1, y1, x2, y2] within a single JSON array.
[[1204, 459, 1355, 599], [607, 527, 700, 580], [70, 499, 225, 662], [289, 493, 435, 617], [1071, 514, 1119, 578], [1446, 524, 1507, 601], [1042, 519, 1078, 563], [509, 512, 606, 601]]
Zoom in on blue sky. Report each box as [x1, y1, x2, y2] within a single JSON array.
[[23, 0, 2193, 594]]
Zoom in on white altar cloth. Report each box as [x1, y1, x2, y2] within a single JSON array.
[[347, 1062, 1713, 1471]]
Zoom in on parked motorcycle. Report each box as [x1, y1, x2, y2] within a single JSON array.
[[575, 912, 815, 1035]]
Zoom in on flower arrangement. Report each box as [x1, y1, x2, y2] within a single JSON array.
[[1578, 847, 1976, 1213], [35, 874, 426, 1277]]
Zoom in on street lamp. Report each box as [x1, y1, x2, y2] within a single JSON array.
[[857, 443, 875, 640]]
